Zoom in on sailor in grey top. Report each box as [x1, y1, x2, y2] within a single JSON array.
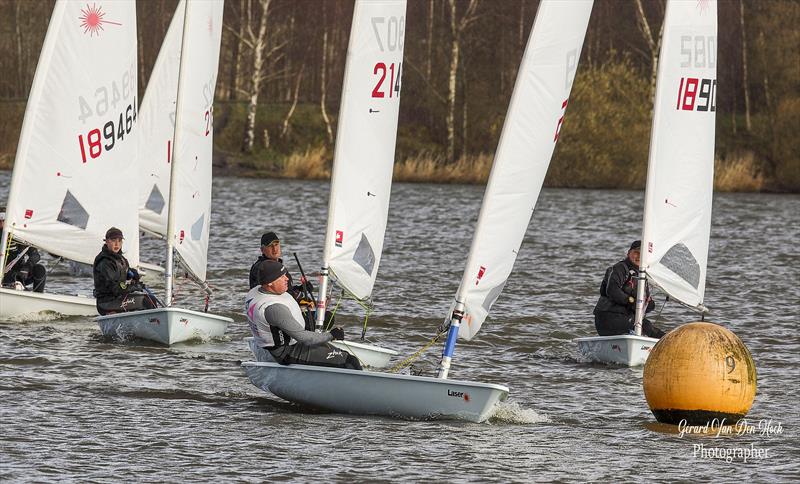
[[245, 260, 359, 369]]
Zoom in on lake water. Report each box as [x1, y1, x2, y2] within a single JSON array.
[[1, 174, 798, 481]]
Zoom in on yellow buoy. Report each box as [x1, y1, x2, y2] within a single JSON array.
[[643, 322, 757, 425]]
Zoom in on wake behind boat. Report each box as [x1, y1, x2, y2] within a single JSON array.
[[243, 0, 593, 422], [576, 0, 718, 366], [97, 0, 231, 344]]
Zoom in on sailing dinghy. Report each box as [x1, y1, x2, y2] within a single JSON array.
[[576, 0, 717, 366], [97, 0, 231, 345], [243, 0, 593, 422], [0, 0, 139, 319]]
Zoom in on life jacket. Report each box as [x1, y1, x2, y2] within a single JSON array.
[[244, 287, 305, 348]]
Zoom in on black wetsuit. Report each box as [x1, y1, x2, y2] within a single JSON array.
[[2, 240, 46, 292], [593, 258, 665, 338], [92, 245, 155, 315]]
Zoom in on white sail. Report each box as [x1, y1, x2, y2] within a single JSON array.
[[138, 0, 185, 238], [640, 0, 717, 310], [453, 0, 593, 340], [323, 0, 407, 301], [2, 0, 139, 266], [166, 0, 224, 283]]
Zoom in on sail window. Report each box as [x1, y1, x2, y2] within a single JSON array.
[[190, 213, 204, 240], [57, 190, 89, 230], [660, 243, 701, 288], [353, 233, 375, 276], [481, 280, 507, 313], [145, 184, 165, 214]]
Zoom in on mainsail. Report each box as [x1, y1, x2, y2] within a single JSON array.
[[138, 0, 185, 238], [451, 0, 594, 340], [165, 0, 224, 284], [639, 0, 717, 311], [322, 0, 407, 301], [1, 0, 139, 267]]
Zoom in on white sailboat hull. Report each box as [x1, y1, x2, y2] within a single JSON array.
[[96, 307, 231, 345], [242, 361, 509, 423], [330, 340, 398, 369], [574, 334, 659, 367], [244, 336, 397, 369], [0, 287, 96, 319]]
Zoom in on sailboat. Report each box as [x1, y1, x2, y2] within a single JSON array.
[[0, 1, 139, 319], [97, 0, 231, 345], [243, 0, 594, 422], [575, 0, 717, 366], [263, 0, 408, 368]]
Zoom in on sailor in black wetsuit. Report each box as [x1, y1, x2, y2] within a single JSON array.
[[244, 260, 361, 369], [0, 210, 46, 292], [93, 227, 156, 315], [249, 231, 319, 329], [593, 240, 665, 339]]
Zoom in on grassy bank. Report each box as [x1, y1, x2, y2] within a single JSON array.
[[0, 94, 794, 192]]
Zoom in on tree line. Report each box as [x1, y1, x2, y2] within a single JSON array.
[[0, 0, 797, 191]]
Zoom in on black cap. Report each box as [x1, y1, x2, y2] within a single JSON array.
[[105, 227, 124, 240], [260, 232, 279, 247], [629, 240, 641, 251], [258, 260, 288, 285]]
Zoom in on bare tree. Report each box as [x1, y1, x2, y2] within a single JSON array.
[[634, 0, 664, 104], [445, 0, 479, 163], [235, 0, 272, 154], [320, 20, 334, 145], [739, 0, 752, 132]]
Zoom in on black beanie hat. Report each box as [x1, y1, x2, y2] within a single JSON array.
[[105, 227, 124, 240], [258, 260, 288, 285], [629, 240, 642, 251]]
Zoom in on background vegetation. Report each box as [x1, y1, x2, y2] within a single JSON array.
[[0, 0, 797, 191]]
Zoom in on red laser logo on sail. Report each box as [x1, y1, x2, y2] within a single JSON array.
[[79, 3, 122, 37]]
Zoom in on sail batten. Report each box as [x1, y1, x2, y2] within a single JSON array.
[[322, 0, 407, 301], [452, 0, 594, 340], [1, 1, 140, 267], [639, 0, 717, 311]]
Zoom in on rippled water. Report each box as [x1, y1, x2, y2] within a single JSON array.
[[1, 173, 798, 481]]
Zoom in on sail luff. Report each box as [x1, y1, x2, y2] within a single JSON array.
[[164, 0, 191, 304], [450, 0, 594, 341], [638, 0, 717, 313]]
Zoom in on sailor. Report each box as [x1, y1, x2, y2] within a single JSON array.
[[92, 227, 156, 315], [249, 231, 317, 329], [593, 240, 665, 338], [245, 260, 361, 370], [0, 209, 46, 292]]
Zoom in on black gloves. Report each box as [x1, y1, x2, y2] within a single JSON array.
[[127, 268, 141, 281], [330, 327, 345, 341]]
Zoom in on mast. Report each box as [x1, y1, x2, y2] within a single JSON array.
[[164, 0, 192, 306]]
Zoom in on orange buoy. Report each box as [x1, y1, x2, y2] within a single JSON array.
[[643, 322, 757, 425]]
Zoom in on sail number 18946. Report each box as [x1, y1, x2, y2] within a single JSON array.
[[77, 99, 136, 163]]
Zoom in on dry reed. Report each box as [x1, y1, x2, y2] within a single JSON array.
[[393, 153, 493, 184], [280, 146, 331, 179], [714, 151, 765, 192]]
